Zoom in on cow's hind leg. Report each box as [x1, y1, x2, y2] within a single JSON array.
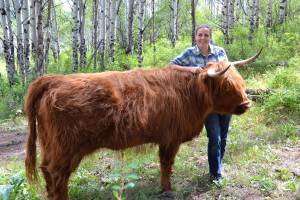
[[47, 154, 83, 200], [159, 143, 180, 192], [40, 156, 54, 199]]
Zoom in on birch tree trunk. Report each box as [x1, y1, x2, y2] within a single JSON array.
[[36, 0, 44, 76], [266, 0, 272, 32], [125, 0, 134, 54], [30, 0, 37, 55], [72, 0, 80, 72], [50, 0, 60, 63], [23, 0, 31, 79], [228, 0, 235, 44], [248, 0, 259, 41], [254, 0, 260, 29], [109, 0, 117, 63], [191, 0, 196, 46], [99, 0, 106, 69], [79, 0, 87, 68], [137, 0, 146, 67], [0, 0, 15, 85], [5, 0, 15, 74], [278, 0, 287, 24], [44, 0, 52, 69], [222, 0, 229, 44], [15, 0, 25, 81], [170, 0, 178, 47], [151, 0, 156, 65], [92, 0, 98, 68]]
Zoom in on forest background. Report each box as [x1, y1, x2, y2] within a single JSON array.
[[0, 0, 299, 199]]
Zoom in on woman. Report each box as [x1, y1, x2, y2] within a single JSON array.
[[169, 24, 231, 181]]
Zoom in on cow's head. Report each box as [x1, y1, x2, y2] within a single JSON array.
[[202, 49, 262, 115]]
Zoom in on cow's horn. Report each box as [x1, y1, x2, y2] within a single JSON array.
[[207, 64, 231, 78], [231, 48, 263, 67]]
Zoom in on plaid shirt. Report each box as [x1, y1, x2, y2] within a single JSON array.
[[170, 44, 228, 68]]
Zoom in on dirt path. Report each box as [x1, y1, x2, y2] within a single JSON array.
[[0, 121, 27, 164]]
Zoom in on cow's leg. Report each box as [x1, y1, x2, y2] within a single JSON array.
[[48, 154, 83, 200], [40, 156, 54, 199], [159, 143, 180, 192]]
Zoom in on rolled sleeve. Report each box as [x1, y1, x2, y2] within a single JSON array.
[[170, 49, 191, 66]]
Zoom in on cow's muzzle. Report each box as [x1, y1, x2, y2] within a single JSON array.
[[235, 101, 251, 115]]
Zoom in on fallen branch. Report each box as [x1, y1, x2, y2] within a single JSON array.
[[246, 88, 272, 101]]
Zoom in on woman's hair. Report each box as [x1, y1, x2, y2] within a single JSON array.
[[195, 24, 212, 37], [195, 24, 214, 44]]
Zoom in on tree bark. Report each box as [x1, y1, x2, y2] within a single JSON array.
[[36, 0, 44, 76], [30, 0, 37, 55], [5, 0, 15, 76], [44, 0, 52, 70], [99, 0, 106, 69], [23, 0, 31, 79], [266, 0, 272, 33], [278, 0, 287, 24], [15, 0, 25, 81], [79, 0, 87, 68], [72, 0, 80, 72], [170, 0, 178, 47], [137, 0, 146, 67], [191, 0, 196, 46], [109, 0, 117, 63], [92, 0, 98, 69], [125, 0, 135, 54], [0, 0, 15, 85], [50, 0, 60, 63]]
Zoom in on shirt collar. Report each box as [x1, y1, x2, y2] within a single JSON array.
[[193, 43, 216, 56]]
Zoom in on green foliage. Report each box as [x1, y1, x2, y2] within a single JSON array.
[[0, 172, 38, 200], [107, 162, 139, 200], [251, 176, 277, 194], [276, 168, 294, 181], [0, 77, 27, 120], [259, 54, 300, 123]]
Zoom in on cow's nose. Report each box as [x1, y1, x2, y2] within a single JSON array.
[[240, 101, 251, 109]]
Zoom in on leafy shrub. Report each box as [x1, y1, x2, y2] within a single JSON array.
[[0, 77, 27, 120], [0, 172, 38, 200]]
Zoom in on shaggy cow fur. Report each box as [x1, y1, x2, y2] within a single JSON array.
[[25, 61, 250, 200]]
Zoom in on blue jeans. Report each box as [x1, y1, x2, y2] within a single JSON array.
[[205, 113, 231, 179]]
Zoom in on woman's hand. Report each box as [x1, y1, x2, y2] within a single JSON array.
[[169, 64, 203, 74]]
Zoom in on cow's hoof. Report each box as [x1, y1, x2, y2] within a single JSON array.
[[158, 191, 175, 199]]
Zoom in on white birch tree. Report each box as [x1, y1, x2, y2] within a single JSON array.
[[36, 0, 44, 76], [266, 0, 272, 31], [137, 0, 146, 67], [23, 0, 30, 78], [30, 0, 37, 54], [0, 0, 15, 85], [71, 0, 80, 72], [92, 0, 98, 68], [5, 0, 15, 73], [125, 0, 135, 54], [15, 0, 25, 80], [170, 0, 178, 47], [109, 0, 117, 63], [79, 0, 87, 68], [278, 0, 287, 24], [191, 0, 196, 46], [99, 0, 106, 69]]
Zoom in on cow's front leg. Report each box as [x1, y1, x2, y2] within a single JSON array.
[[159, 143, 180, 192]]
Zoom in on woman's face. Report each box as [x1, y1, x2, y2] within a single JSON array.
[[195, 27, 211, 49]]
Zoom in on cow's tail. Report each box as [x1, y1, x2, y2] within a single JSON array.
[[25, 76, 50, 184]]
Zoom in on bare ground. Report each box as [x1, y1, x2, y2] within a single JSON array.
[[0, 121, 27, 164], [0, 120, 299, 199]]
